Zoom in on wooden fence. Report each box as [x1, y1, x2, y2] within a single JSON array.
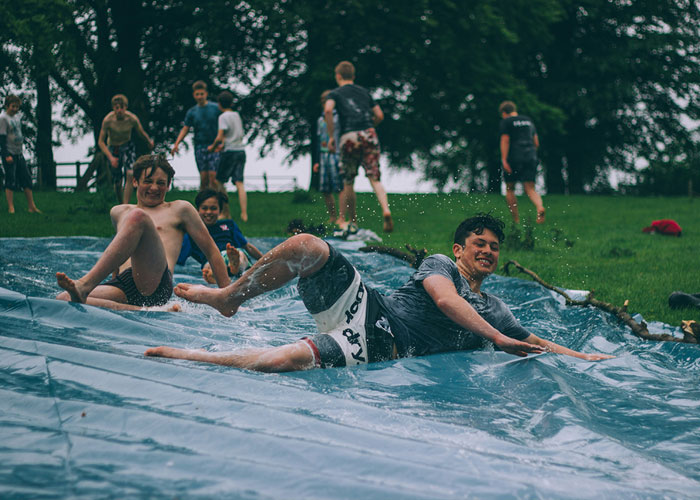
[[53, 161, 299, 192]]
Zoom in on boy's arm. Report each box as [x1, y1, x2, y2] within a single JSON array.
[[179, 202, 230, 287], [209, 129, 225, 152], [132, 114, 154, 150], [97, 118, 118, 168], [0, 133, 9, 163], [372, 104, 384, 126], [172, 126, 190, 155], [523, 333, 614, 361], [500, 134, 511, 174], [422, 274, 543, 357], [245, 242, 264, 260], [324, 99, 337, 153]]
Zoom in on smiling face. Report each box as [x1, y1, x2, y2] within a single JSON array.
[[453, 228, 500, 282], [133, 167, 169, 207], [197, 196, 220, 226]]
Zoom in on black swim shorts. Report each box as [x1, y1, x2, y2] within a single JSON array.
[[297, 243, 396, 368], [104, 266, 173, 307]]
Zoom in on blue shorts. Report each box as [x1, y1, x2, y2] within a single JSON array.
[[194, 146, 220, 173], [318, 151, 342, 193]]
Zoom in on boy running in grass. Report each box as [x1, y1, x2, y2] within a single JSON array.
[[97, 94, 155, 204], [178, 189, 263, 284], [0, 94, 41, 214], [56, 155, 229, 311], [209, 91, 248, 221], [172, 81, 221, 191], [499, 100, 545, 224], [313, 90, 343, 227]]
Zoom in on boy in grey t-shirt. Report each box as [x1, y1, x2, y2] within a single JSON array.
[[0, 95, 40, 214], [146, 214, 614, 371], [210, 91, 247, 221]]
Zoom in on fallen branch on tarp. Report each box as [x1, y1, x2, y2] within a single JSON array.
[[359, 244, 428, 269], [503, 260, 698, 344]]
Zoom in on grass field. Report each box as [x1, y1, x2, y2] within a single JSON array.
[[2, 188, 698, 326]]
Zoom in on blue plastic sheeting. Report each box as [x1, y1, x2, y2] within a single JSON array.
[[1, 236, 699, 499]]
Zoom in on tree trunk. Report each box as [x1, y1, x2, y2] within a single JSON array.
[[544, 156, 566, 194], [35, 73, 56, 189]]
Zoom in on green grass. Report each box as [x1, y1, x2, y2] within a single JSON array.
[[2, 188, 698, 326]]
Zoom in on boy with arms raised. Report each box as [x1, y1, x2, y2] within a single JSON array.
[[56, 155, 230, 310], [97, 94, 154, 204]]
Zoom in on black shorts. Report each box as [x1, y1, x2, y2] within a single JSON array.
[[504, 157, 537, 184], [2, 154, 32, 190], [104, 266, 173, 307], [216, 150, 246, 184], [297, 243, 395, 368]]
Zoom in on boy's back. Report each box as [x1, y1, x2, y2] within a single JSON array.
[[218, 110, 245, 151]]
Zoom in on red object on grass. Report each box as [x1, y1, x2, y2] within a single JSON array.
[[642, 219, 682, 236]]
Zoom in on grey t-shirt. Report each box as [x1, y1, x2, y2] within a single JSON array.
[[218, 110, 245, 151], [0, 111, 23, 155], [379, 254, 530, 357]]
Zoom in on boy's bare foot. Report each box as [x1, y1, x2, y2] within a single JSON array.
[[240, 212, 248, 222], [8, 207, 15, 214], [536, 209, 546, 224], [226, 243, 240, 275], [29, 207, 42, 214], [56, 272, 88, 303], [383, 213, 394, 233], [174, 282, 238, 317], [201, 266, 217, 284]]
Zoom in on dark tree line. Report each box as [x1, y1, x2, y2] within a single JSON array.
[[2, 0, 698, 193]]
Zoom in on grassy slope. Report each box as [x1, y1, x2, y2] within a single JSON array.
[[2, 189, 698, 325]]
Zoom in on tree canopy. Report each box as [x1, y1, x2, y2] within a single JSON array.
[[2, 0, 698, 193]]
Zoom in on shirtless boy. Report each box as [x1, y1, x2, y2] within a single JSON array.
[[98, 94, 155, 204], [146, 214, 614, 371], [56, 155, 230, 311]]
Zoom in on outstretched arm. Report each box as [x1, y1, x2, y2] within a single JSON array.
[[524, 334, 614, 361], [172, 126, 190, 155], [423, 275, 543, 357], [324, 99, 337, 153], [133, 115, 154, 150], [500, 134, 511, 174]]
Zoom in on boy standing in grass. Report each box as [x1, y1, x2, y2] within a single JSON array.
[[97, 94, 155, 204], [499, 100, 545, 224], [209, 91, 248, 221], [172, 81, 221, 191], [0, 94, 40, 214], [313, 90, 343, 227]]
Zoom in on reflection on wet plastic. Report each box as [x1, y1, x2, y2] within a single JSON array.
[[1, 236, 699, 498]]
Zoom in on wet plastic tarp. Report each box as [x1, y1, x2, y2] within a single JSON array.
[[1, 237, 699, 499]]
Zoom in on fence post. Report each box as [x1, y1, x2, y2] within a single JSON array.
[[263, 172, 268, 193], [75, 161, 81, 186]]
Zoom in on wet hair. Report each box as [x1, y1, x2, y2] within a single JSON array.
[[132, 154, 175, 185], [217, 90, 234, 109], [194, 188, 228, 210], [335, 61, 355, 81], [454, 213, 506, 245], [192, 80, 207, 92], [111, 94, 128, 107], [4, 94, 21, 108], [499, 100, 517, 115]]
